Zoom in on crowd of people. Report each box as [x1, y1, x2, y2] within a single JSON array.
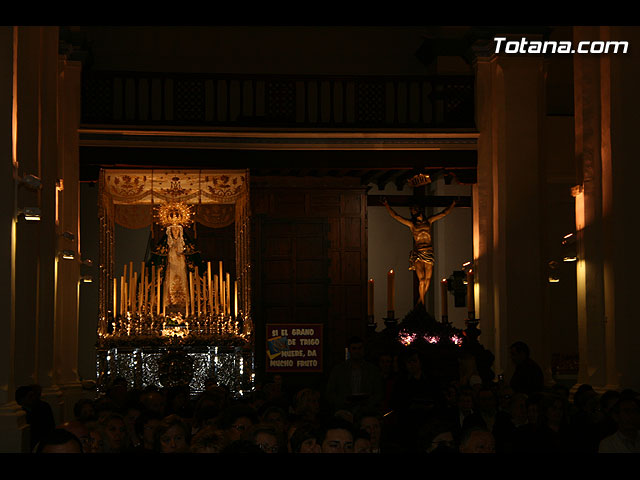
[[16, 338, 640, 454]]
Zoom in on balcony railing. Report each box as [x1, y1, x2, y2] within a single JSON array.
[[81, 72, 475, 129]]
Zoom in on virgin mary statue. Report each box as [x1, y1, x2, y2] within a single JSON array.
[[147, 201, 204, 315], [164, 223, 188, 311]]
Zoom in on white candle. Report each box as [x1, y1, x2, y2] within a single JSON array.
[[189, 271, 194, 316], [120, 276, 125, 315], [234, 280, 238, 317], [214, 274, 219, 314], [195, 266, 200, 315], [387, 269, 395, 312], [151, 265, 156, 314], [441, 279, 448, 318], [132, 272, 137, 313], [157, 268, 161, 316], [141, 261, 145, 310], [226, 273, 231, 316], [207, 262, 213, 315], [219, 261, 224, 312]]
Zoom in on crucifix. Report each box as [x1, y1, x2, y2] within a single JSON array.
[[368, 179, 468, 307]]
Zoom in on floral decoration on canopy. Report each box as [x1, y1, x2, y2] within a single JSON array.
[[105, 169, 247, 205]]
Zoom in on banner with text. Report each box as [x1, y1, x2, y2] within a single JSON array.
[[266, 324, 323, 373]]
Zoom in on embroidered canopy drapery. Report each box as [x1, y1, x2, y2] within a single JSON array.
[[103, 169, 247, 230], [104, 169, 248, 205]]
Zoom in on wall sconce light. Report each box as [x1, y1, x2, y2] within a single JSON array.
[[562, 233, 577, 262], [18, 174, 42, 190], [18, 207, 41, 221], [61, 231, 76, 241], [548, 260, 560, 283], [80, 275, 93, 283], [60, 250, 76, 260], [81, 258, 93, 267]]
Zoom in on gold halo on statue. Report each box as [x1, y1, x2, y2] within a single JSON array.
[[155, 201, 195, 227]]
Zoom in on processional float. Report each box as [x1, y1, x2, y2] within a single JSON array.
[[96, 169, 254, 396]]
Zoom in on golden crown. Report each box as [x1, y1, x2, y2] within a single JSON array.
[[407, 172, 432, 188], [155, 201, 194, 227]]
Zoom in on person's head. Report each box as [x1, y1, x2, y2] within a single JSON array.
[[106, 378, 128, 406], [289, 423, 322, 453], [347, 337, 365, 361], [526, 392, 543, 425], [73, 398, 96, 423], [377, 353, 394, 377], [458, 387, 474, 414], [573, 384, 595, 408], [507, 393, 529, 425], [539, 393, 566, 427], [459, 427, 495, 454], [353, 429, 372, 453], [474, 386, 498, 415], [419, 416, 457, 453], [100, 413, 129, 452], [217, 405, 259, 443], [611, 397, 640, 432], [356, 411, 382, 450], [140, 390, 166, 416], [154, 414, 190, 453], [293, 388, 321, 419], [166, 384, 191, 414], [35, 429, 83, 454], [85, 422, 106, 453], [15, 385, 37, 409], [320, 419, 355, 454], [510, 341, 530, 365], [190, 425, 229, 453], [59, 421, 91, 453], [402, 348, 422, 377], [246, 423, 281, 454], [134, 411, 163, 450], [600, 390, 622, 415], [261, 405, 288, 434]]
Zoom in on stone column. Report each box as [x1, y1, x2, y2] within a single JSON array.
[[54, 54, 86, 421], [472, 34, 550, 381], [0, 25, 29, 454], [574, 26, 640, 392]]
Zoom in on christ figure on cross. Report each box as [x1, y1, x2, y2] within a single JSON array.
[[382, 197, 456, 306]]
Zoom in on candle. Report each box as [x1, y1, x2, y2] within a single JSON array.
[[189, 271, 195, 316], [219, 261, 224, 312], [141, 262, 145, 310], [234, 280, 238, 317], [129, 261, 133, 309], [467, 269, 474, 314], [157, 268, 161, 316], [226, 272, 231, 316], [367, 278, 374, 316], [132, 272, 137, 313], [195, 266, 201, 315], [113, 277, 118, 317], [120, 276, 125, 314], [207, 262, 213, 315], [151, 265, 156, 314], [213, 274, 219, 314], [441, 279, 448, 319], [387, 269, 395, 313]]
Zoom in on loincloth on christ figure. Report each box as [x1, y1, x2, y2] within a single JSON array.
[[409, 246, 435, 270]]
